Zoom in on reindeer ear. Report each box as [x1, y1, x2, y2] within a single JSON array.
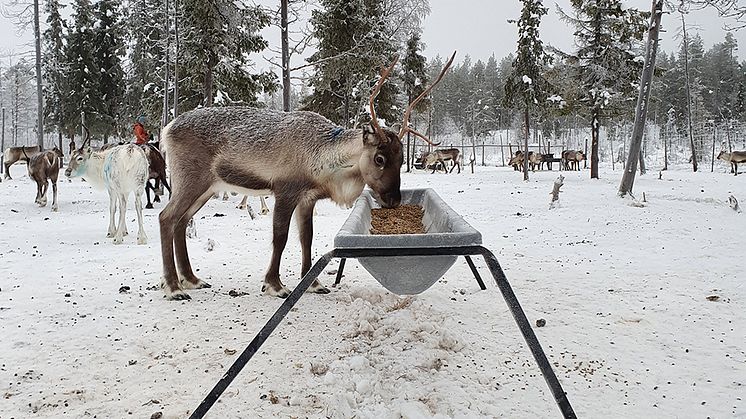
[[363, 124, 380, 146]]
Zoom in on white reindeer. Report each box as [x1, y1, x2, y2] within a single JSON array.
[[65, 128, 149, 245]]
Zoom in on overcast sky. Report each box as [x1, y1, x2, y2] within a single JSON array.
[[1, 1, 744, 70]]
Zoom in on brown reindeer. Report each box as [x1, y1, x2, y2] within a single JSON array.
[[4, 145, 42, 179], [27, 147, 64, 211], [157, 53, 455, 300], [139, 143, 171, 208], [508, 150, 524, 171], [422, 148, 461, 174], [717, 150, 746, 176], [562, 150, 585, 171]]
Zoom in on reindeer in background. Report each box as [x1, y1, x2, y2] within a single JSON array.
[[65, 127, 150, 245], [718, 150, 746, 176], [4, 145, 42, 180], [27, 147, 64, 211], [157, 52, 456, 300]]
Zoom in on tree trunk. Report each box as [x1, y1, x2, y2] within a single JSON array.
[[57, 130, 63, 158], [619, 0, 663, 195], [1, 108, 5, 177], [711, 125, 716, 172], [33, 0, 44, 150], [591, 108, 599, 179], [681, 10, 697, 172], [162, 0, 171, 128], [173, 0, 180, 118], [523, 107, 529, 181], [281, 0, 290, 112]]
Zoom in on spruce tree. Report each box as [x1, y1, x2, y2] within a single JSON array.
[[43, 0, 68, 150], [558, 0, 648, 178], [303, 0, 399, 127], [180, 0, 276, 107], [94, 0, 126, 140], [401, 33, 428, 171], [64, 0, 99, 138], [505, 0, 552, 181]]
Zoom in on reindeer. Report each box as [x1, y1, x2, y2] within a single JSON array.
[[717, 150, 746, 176], [422, 148, 461, 174], [528, 151, 543, 171], [562, 150, 585, 171], [65, 128, 150, 245], [238, 195, 270, 219], [140, 144, 171, 208], [27, 147, 64, 211], [158, 53, 455, 300], [3, 145, 42, 180]]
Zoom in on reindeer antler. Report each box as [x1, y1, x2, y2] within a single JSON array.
[[398, 51, 457, 144], [80, 124, 91, 150], [369, 55, 399, 140]]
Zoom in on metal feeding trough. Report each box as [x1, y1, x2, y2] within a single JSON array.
[[188, 189, 577, 419], [334, 189, 482, 295]]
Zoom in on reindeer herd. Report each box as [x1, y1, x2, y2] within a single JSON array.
[[2, 49, 743, 301]]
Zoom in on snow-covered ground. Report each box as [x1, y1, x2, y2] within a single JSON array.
[[1, 162, 744, 418]]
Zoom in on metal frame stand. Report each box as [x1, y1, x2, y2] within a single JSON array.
[[189, 246, 576, 419]]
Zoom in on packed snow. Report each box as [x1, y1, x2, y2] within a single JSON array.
[[1, 162, 745, 418]]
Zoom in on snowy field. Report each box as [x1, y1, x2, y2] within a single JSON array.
[[1, 162, 745, 418]]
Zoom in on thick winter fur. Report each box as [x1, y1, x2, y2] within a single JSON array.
[[422, 148, 461, 174], [65, 144, 150, 245], [140, 144, 171, 208], [159, 107, 403, 300], [4, 145, 41, 179], [27, 148, 64, 211], [717, 150, 746, 176]]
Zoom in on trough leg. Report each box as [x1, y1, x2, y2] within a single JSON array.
[[464, 256, 486, 290], [479, 249, 576, 419], [333, 258, 347, 287], [189, 253, 333, 419]]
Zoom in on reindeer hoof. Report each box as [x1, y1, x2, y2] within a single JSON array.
[[309, 281, 331, 294], [52, 206, 58, 212], [167, 290, 192, 301], [181, 278, 211, 290], [137, 237, 148, 245], [237, 204, 246, 210], [113, 236, 124, 245], [154, 196, 161, 203], [146, 203, 154, 209], [260, 209, 270, 215], [262, 283, 290, 298]]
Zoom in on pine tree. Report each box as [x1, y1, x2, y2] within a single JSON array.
[[558, 0, 648, 178], [505, 0, 552, 181], [303, 0, 399, 127]]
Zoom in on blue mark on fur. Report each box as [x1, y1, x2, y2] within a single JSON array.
[[104, 153, 115, 187], [328, 127, 344, 140]]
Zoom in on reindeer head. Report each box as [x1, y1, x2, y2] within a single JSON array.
[[360, 52, 456, 208], [65, 127, 93, 178], [717, 150, 727, 160]]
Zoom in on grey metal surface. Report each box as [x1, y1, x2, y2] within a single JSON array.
[[333, 188, 482, 295]]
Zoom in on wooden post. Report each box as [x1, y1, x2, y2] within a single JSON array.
[[711, 124, 716, 172], [500, 132, 505, 167], [1, 108, 5, 178], [482, 140, 485, 166]]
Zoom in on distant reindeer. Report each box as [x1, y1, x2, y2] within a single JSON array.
[[3, 145, 42, 180], [65, 127, 150, 245], [508, 150, 525, 171], [157, 52, 455, 300], [717, 150, 746, 176], [27, 147, 64, 211], [562, 150, 585, 171], [238, 195, 270, 219], [422, 148, 461, 174], [528, 151, 543, 171]]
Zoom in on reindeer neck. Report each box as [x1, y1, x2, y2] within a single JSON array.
[[316, 129, 366, 207], [82, 151, 108, 188]]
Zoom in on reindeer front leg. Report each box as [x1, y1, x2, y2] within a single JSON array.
[[263, 193, 299, 298], [113, 195, 128, 244], [134, 187, 148, 245], [260, 196, 270, 215], [296, 200, 329, 294], [107, 192, 118, 238], [51, 179, 58, 212]]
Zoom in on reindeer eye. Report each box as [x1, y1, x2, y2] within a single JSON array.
[[374, 154, 386, 167]]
